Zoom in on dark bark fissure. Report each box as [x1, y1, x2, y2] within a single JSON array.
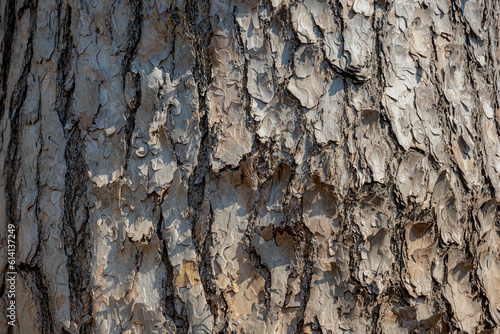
[[295, 195, 315, 334], [121, 0, 143, 77], [3, 112, 21, 334], [275, 3, 301, 99], [491, 0, 500, 136], [202, 207, 230, 334], [185, 0, 212, 251], [54, 3, 94, 331], [0, 0, 16, 122], [373, 3, 386, 106], [233, 5, 257, 135], [122, 0, 143, 170], [17, 266, 55, 334], [156, 211, 189, 334], [439, 252, 462, 332], [184, 0, 228, 330], [3, 29, 21, 302], [62, 125, 94, 332], [4, 1, 48, 332], [55, 3, 74, 127], [123, 72, 142, 169]]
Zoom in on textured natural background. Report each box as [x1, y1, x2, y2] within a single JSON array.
[[1, 0, 500, 333]]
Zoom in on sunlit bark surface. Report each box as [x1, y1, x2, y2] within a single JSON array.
[[1, 0, 500, 333]]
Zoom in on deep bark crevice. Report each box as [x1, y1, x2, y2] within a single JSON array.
[[53, 4, 94, 330], [62, 124, 93, 331], [123, 72, 141, 169], [0, 0, 16, 122], [156, 211, 189, 333], [4, 0, 39, 329], [55, 2, 74, 127], [185, 0, 223, 329], [122, 0, 143, 169]]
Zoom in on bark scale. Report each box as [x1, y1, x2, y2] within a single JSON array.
[[0, 0, 499, 333]]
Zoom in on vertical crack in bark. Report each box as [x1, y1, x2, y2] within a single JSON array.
[[232, 5, 257, 134], [31, 267, 55, 334], [331, 0, 345, 65], [391, 201, 411, 308], [62, 125, 93, 332], [344, 191, 363, 286], [14, 266, 56, 334], [32, 91, 43, 266], [54, 3, 94, 331], [439, 252, 462, 332], [122, 0, 143, 169], [373, 2, 386, 104], [55, 3, 74, 127], [295, 194, 315, 333], [4, 0, 44, 330], [156, 210, 189, 333], [184, 0, 223, 329], [202, 206, 230, 333], [123, 73, 141, 169], [0, 0, 16, 122], [3, 6, 21, 285], [121, 0, 143, 77]]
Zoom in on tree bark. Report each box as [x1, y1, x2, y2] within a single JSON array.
[[1, 0, 499, 333]]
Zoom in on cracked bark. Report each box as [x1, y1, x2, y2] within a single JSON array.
[[1, 0, 500, 333]]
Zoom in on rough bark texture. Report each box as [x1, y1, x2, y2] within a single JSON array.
[[1, 0, 500, 333]]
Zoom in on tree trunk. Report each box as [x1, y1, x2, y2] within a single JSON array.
[[1, 0, 499, 333]]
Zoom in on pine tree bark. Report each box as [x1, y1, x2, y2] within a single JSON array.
[[1, 0, 499, 333]]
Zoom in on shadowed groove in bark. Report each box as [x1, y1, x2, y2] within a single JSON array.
[[25, 3, 58, 333], [184, 0, 224, 329], [440, 252, 462, 332], [14, 266, 55, 334], [31, 266, 55, 334], [62, 124, 93, 332], [121, 0, 143, 77], [373, 1, 386, 97], [156, 211, 189, 333], [53, 3, 94, 330], [77, 318, 96, 334], [122, 0, 143, 169], [3, 0, 41, 329], [294, 193, 315, 334], [202, 206, 230, 333], [327, 0, 368, 83], [185, 0, 213, 253], [233, 4, 257, 135], [123, 72, 142, 169], [344, 189, 365, 286], [0, 0, 16, 122], [55, 2, 74, 126]]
